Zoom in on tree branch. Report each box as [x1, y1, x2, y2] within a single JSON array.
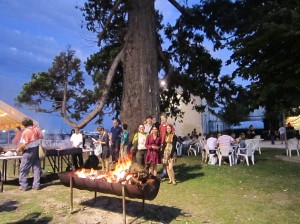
[[61, 76, 68, 119], [158, 45, 175, 84], [61, 48, 124, 128], [167, 0, 189, 17], [97, 0, 123, 46]]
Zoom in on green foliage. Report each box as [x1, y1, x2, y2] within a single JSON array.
[[80, 0, 241, 120], [201, 0, 300, 116], [16, 46, 95, 121], [218, 86, 251, 125], [18, 0, 273, 126]]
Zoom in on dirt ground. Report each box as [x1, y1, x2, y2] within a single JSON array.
[[275, 155, 300, 163], [1, 180, 167, 224]]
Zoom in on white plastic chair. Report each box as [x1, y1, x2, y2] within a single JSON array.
[[218, 146, 233, 166], [245, 139, 253, 145], [253, 137, 262, 154], [237, 142, 255, 166], [176, 141, 182, 156], [202, 145, 209, 163], [287, 138, 300, 157], [187, 143, 197, 156], [204, 145, 218, 165], [197, 140, 205, 154]]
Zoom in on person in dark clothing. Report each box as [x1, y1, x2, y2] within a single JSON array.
[[268, 126, 277, 145], [286, 122, 295, 139], [109, 119, 122, 163], [247, 125, 256, 139]]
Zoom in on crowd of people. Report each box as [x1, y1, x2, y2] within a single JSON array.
[[11, 113, 179, 191], [12, 115, 298, 191], [88, 113, 178, 185]]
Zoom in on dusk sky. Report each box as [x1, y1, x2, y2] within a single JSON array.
[[0, 0, 236, 133]]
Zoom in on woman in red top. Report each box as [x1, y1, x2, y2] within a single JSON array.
[[145, 125, 161, 176]]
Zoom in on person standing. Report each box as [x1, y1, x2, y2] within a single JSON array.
[[191, 128, 197, 138], [120, 123, 129, 158], [132, 124, 148, 169], [144, 116, 153, 134], [12, 126, 22, 148], [268, 126, 276, 145], [80, 131, 86, 149], [159, 113, 175, 144], [286, 122, 295, 139], [145, 124, 162, 176], [150, 116, 160, 133], [159, 113, 175, 178], [162, 125, 177, 185], [109, 119, 122, 163], [70, 127, 84, 169], [278, 126, 286, 144], [96, 126, 110, 171], [247, 125, 256, 139], [18, 118, 43, 191]]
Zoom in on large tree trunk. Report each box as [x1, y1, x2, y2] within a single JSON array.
[[121, 0, 160, 136]]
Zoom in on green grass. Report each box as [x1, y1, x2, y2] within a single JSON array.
[[1, 148, 300, 223]]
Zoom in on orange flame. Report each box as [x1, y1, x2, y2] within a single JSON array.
[[75, 155, 133, 183]]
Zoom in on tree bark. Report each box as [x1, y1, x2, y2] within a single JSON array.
[[121, 0, 160, 135]]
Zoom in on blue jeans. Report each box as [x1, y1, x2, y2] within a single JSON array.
[[270, 135, 275, 145], [19, 146, 41, 189]]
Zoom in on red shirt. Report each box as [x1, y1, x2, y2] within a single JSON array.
[[159, 122, 175, 144]]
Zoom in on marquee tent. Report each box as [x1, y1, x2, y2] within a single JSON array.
[[286, 115, 300, 130], [0, 100, 38, 130]]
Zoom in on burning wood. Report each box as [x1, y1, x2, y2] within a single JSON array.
[[74, 156, 151, 185], [59, 155, 160, 200]]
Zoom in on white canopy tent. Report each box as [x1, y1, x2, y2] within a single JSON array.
[[0, 100, 38, 130], [286, 115, 300, 130]]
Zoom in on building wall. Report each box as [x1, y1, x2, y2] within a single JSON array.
[[168, 97, 203, 137], [167, 93, 227, 137]]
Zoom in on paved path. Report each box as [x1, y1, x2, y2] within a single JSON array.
[[260, 140, 286, 149], [259, 140, 300, 163]]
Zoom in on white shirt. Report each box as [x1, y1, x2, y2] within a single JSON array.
[[70, 133, 83, 148], [206, 137, 217, 150], [279, 127, 285, 134], [137, 133, 147, 150], [144, 123, 152, 134], [217, 135, 235, 147]]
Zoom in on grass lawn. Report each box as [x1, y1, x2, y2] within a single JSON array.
[[0, 148, 300, 223]]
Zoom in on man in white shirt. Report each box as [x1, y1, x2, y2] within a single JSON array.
[[70, 127, 83, 169], [217, 131, 237, 147], [144, 116, 153, 134], [278, 126, 285, 144], [207, 134, 217, 150], [206, 134, 218, 165]]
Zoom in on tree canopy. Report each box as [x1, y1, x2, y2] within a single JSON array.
[[201, 0, 300, 117], [16, 0, 239, 132], [16, 0, 300, 132]]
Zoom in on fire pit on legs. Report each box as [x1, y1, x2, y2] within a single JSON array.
[[58, 157, 160, 224]]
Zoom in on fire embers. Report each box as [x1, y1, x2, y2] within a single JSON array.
[[75, 156, 144, 184], [75, 168, 138, 185]]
